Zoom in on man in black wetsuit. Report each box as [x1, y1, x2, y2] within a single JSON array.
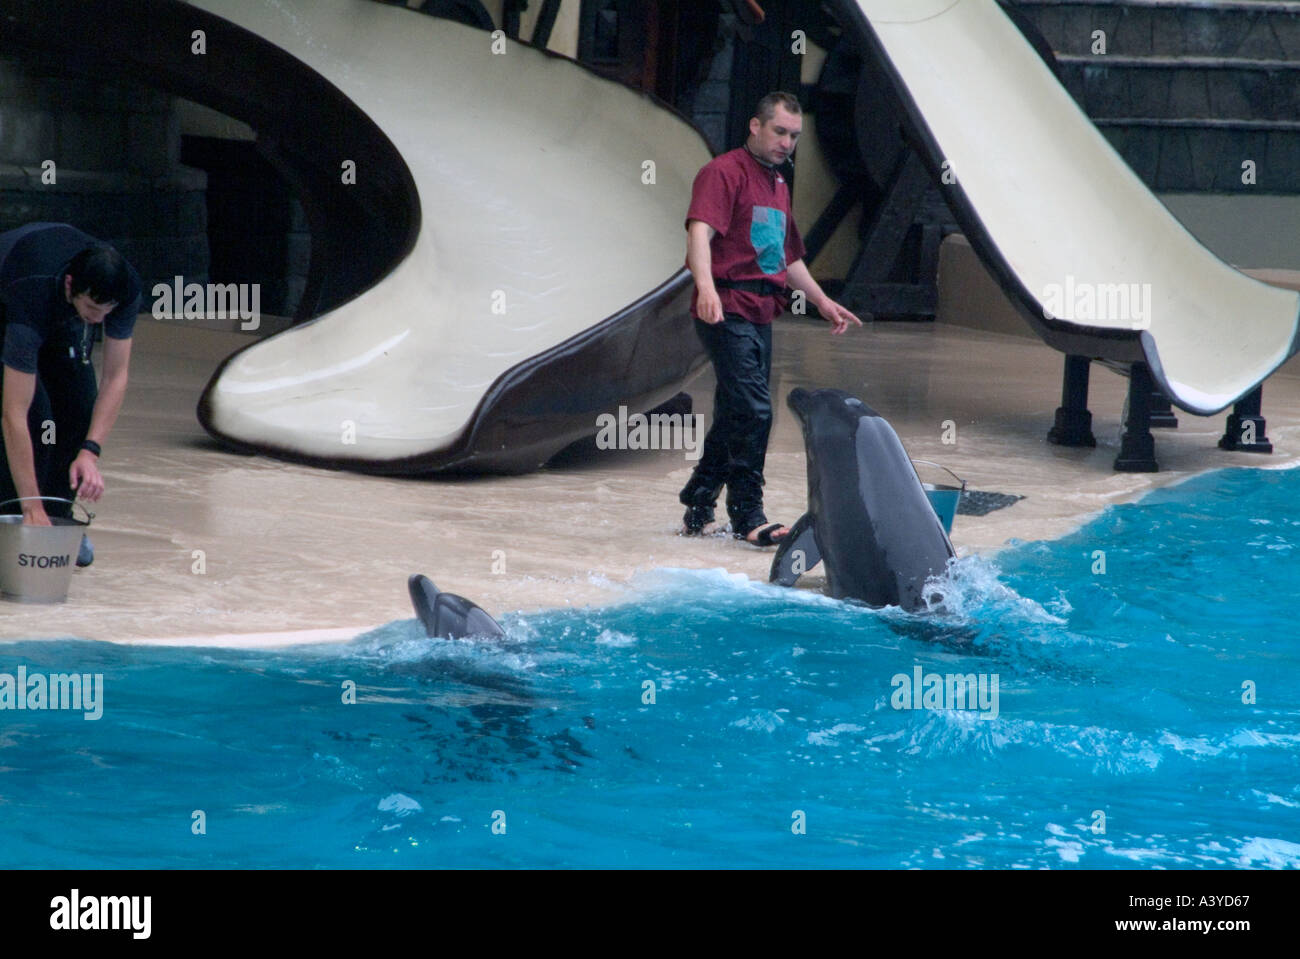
[[0, 223, 141, 565]]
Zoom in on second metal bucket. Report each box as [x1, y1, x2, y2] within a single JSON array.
[[0, 497, 92, 603]]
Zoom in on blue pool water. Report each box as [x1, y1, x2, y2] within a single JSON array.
[[2, 467, 1298, 868]]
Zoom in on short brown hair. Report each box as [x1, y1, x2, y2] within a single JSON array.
[[754, 92, 802, 124]]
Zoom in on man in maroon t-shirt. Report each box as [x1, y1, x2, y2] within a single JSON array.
[[679, 92, 862, 546]]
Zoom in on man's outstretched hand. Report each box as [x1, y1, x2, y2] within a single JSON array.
[[820, 299, 864, 335]]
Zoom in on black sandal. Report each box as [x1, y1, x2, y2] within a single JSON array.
[[737, 522, 787, 547]]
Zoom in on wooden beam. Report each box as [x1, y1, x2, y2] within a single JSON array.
[[802, 179, 865, 265], [838, 282, 937, 316], [532, 0, 562, 48], [844, 150, 930, 288], [504, 0, 522, 38]]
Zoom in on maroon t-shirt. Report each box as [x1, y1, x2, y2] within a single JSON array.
[[685, 147, 806, 326]]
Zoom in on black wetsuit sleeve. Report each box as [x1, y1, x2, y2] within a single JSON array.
[[1, 322, 41, 374], [0, 277, 50, 374]]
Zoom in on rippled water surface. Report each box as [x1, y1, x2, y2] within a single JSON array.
[[2, 468, 1298, 867]]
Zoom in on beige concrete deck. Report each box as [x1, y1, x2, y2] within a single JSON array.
[[3, 312, 1298, 645]]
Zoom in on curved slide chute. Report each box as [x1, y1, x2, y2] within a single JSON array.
[[188, 0, 713, 472], [1, 0, 712, 473], [830, 0, 1300, 414]]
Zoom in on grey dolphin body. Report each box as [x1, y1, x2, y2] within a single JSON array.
[[771, 388, 955, 611], [408, 574, 507, 639]]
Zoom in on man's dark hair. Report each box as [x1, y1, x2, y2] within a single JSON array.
[[65, 244, 130, 306], [754, 92, 802, 124]]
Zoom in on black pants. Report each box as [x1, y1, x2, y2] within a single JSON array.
[[0, 314, 97, 519], [678, 313, 774, 534]]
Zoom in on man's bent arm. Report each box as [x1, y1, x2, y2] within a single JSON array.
[[67, 335, 131, 503], [785, 259, 864, 334], [85, 335, 132, 447], [785, 259, 835, 312], [686, 220, 724, 324], [1, 366, 48, 523], [686, 220, 718, 291]]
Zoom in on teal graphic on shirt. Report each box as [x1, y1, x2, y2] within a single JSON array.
[[750, 206, 788, 275]]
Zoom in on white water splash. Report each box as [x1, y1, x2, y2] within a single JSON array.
[[378, 793, 422, 817], [920, 555, 1067, 626]]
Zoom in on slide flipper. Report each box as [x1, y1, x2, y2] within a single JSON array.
[[769, 513, 821, 586]]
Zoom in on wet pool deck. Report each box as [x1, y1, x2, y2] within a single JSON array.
[[4, 314, 1299, 645]]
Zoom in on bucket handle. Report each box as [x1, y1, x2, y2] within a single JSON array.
[[911, 460, 967, 493], [0, 496, 94, 525]]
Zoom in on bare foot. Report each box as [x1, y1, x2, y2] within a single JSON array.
[[742, 522, 789, 547]]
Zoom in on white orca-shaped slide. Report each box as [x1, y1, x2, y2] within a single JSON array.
[[189, 0, 712, 471], [831, 0, 1300, 414], [0, 0, 711, 473]]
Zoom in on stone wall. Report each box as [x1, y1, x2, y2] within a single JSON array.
[[0, 57, 209, 300], [1011, 0, 1300, 192], [179, 133, 310, 322]]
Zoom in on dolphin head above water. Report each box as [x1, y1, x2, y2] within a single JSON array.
[[772, 388, 955, 611], [408, 574, 507, 640]]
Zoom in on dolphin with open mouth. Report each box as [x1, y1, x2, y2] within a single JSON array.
[[771, 388, 955, 611]]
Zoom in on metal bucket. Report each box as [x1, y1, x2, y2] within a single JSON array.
[[912, 461, 966, 535], [0, 497, 92, 603]]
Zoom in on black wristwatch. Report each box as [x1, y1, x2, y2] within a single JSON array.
[[81, 440, 102, 457]]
